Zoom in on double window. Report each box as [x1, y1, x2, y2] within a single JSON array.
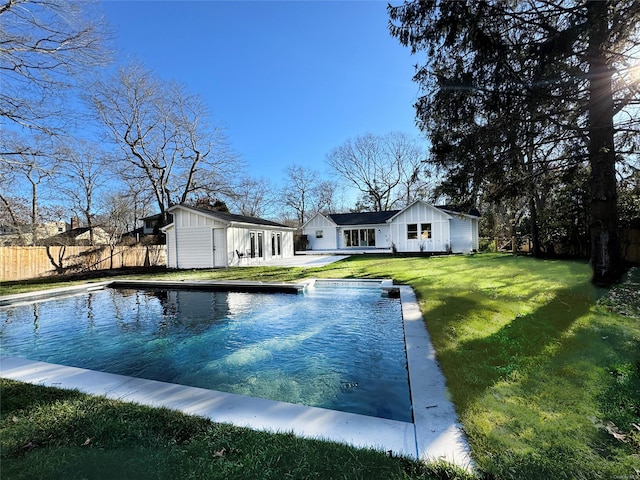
[[249, 232, 264, 258], [343, 228, 376, 247], [408, 223, 432, 240]]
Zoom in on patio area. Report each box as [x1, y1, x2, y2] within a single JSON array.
[[242, 254, 351, 268]]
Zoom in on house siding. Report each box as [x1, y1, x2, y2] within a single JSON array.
[[389, 202, 451, 252], [166, 225, 176, 267], [228, 225, 294, 266], [170, 210, 228, 268], [175, 226, 214, 268], [303, 214, 338, 250], [449, 215, 479, 253]]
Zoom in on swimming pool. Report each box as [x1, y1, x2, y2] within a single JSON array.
[[0, 281, 412, 422]]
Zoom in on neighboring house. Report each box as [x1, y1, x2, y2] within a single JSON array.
[[302, 200, 480, 254], [141, 213, 173, 235], [0, 221, 68, 246], [162, 204, 295, 268], [44, 226, 111, 246]]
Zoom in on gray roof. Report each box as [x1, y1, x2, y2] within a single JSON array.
[[172, 205, 292, 228], [319, 203, 481, 227], [436, 205, 481, 217], [327, 211, 401, 226]]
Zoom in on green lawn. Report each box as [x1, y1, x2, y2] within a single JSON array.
[[1, 254, 639, 479]]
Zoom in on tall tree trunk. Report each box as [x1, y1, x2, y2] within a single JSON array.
[[529, 196, 541, 257], [586, 1, 623, 285], [31, 181, 37, 246]]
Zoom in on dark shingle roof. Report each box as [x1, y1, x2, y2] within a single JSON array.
[[176, 205, 291, 228], [327, 210, 400, 226], [436, 205, 481, 217]]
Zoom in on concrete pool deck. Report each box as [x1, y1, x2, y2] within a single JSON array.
[[243, 254, 350, 267], [0, 281, 473, 469]]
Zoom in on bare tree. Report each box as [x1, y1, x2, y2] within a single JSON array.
[[98, 192, 134, 267], [0, 194, 30, 245], [280, 165, 333, 226], [326, 132, 428, 211], [90, 63, 241, 224], [54, 139, 110, 245], [0, 0, 110, 138], [98, 190, 145, 243], [312, 179, 339, 214], [226, 176, 278, 218], [0, 134, 60, 244], [386, 132, 434, 207]]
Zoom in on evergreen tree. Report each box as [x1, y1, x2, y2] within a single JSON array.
[[389, 0, 640, 284]]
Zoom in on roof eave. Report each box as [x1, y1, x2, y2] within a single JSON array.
[[229, 221, 295, 230]]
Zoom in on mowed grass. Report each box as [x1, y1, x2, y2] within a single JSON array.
[[1, 254, 639, 479], [1, 380, 468, 480]]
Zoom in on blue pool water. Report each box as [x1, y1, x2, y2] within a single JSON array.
[[0, 285, 411, 421]]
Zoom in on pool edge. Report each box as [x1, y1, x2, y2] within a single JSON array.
[[0, 355, 417, 458]]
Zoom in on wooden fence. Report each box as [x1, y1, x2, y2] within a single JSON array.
[[0, 245, 166, 282], [489, 227, 640, 264], [621, 228, 640, 264]]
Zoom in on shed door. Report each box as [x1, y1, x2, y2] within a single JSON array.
[[212, 228, 226, 267]]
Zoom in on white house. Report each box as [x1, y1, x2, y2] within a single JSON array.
[[162, 205, 295, 269], [302, 200, 480, 254]]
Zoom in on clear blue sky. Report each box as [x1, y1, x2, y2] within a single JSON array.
[[99, 0, 423, 184]]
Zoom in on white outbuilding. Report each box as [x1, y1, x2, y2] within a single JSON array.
[[162, 204, 295, 269]]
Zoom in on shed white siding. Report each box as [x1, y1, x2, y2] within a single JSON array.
[[167, 209, 227, 268], [303, 214, 338, 250], [445, 214, 480, 253], [226, 225, 294, 266], [164, 205, 294, 269], [175, 227, 214, 268], [388, 201, 451, 252], [165, 224, 176, 267]]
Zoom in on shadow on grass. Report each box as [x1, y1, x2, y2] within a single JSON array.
[[427, 287, 592, 414], [0, 380, 214, 456], [1, 379, 477, 480], [0, 379, 87, 417]]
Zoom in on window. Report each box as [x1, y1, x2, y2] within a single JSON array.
[[343, 228, 376, 247], [315, 230, 323, 238], [343, 230, 350, 247], [350, 229, 358, 246], [359, 228, 376, 247], [249, 232, 256, 258], [421, 223, 432, 239], [407, 224, 418, 240], [367, 228, 376, 247], [271, 233, 276, 256], [276, 233, 281, 255], [257, 232, 263, 257]]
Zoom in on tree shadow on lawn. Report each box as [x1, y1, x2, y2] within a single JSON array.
[[436, 297, 640, 479], [0, 379, 88, 418], [426, 287, 593, 415], [0, 380, 213, 456]]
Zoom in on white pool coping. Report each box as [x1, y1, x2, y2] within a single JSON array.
[[0, 281, 473, 468]]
